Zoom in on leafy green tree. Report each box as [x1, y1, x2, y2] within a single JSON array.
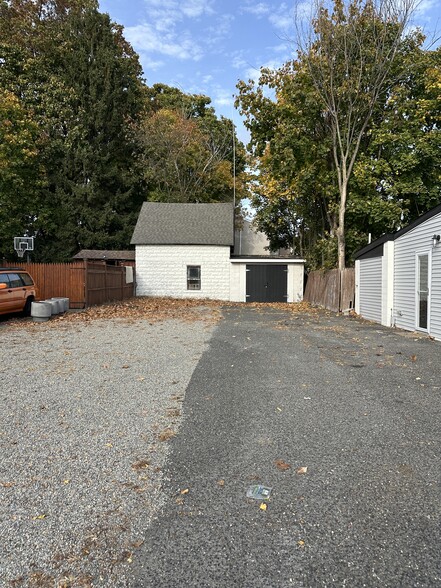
[[237, 62, 341, 267], [297, 0, 420, 269], [0, 0, 145, 261], [135, 85, 247, 204], [0, 89, 45, 259], [354, 47, 441, 224], [237, 0, 435, 269]]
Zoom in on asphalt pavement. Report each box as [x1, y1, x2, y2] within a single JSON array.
[[132, 306, 440, 587]]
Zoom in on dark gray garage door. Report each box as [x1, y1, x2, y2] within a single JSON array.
[[246, 265, 287, 303]]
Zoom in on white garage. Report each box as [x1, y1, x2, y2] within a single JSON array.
[[354, 203, 441, 341]]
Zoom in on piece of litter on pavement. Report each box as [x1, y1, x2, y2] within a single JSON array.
[[304, 397, 311, 400], [276, 407, 282, 412], [246, 485, 272, 500]]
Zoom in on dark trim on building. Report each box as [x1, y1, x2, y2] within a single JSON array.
[[354, 202, 441, 261]]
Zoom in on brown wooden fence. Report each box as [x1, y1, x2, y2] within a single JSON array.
[[304, 268, 355, 312], [0, 261, 134, 309]]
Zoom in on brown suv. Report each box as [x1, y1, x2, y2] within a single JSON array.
[[0, 268, 37, 316]]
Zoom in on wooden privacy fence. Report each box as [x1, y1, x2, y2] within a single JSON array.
[[304, 268, 355, 313], [0, 261, 134, 309]]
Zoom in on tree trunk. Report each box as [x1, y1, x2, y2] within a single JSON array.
[[337, 180, 347, 270]]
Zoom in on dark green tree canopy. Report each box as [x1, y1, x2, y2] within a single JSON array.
[[237, 0, 439, 270], [0, 1, 245, 261]]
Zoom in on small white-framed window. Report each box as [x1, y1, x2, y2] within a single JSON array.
[[187, 265, 201, 290]]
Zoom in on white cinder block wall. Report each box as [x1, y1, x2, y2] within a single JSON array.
[[136, 245, 231, 300]]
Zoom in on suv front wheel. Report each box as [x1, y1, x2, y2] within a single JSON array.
[[23, 296, 34, 317]]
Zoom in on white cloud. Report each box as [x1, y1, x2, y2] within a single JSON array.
[[124, 0, 227, 64], [143, 0, 214, 29], [125, 23, 204, 60], [180, 0, 215, 18], [232, 54, 248, 69], [415, 0, 436, 16], [205, 13, 235, 47], [212, 86, 235, 108], [241, 2, 271, 17]]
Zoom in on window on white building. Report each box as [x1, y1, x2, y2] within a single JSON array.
[[187, 265, 201, 290]]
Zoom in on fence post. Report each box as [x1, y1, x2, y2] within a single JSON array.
[[84, 261, 89, 308], [339, 269, 342, 312]]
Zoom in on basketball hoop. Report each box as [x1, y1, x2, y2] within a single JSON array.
[[14, 236, 34, 259]]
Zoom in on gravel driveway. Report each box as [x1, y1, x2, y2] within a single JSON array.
[[0, 311, 217, 587], [2, 301, 440, 587]]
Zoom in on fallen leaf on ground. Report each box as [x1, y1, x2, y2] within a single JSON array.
[[131, 460, 149, 471], [0, 481, 14, 488], [410, 355, 417, 361], [32, 514, 47, 520], [297, 540, 305, 547], [259, 503, 267, 511], [180, 488, 189, 495], [296, 467, 308, 475], [275, 459, 291, 471], [159, 428, 175, 442], [217, 479, 225, 486]]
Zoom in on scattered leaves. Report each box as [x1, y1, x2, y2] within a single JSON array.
[[10, 298, 316, 329], [0, 481, 14, 488], [275, 459, 291, 471], [131, 460, 149, 471], [158, 428, 175, 442]]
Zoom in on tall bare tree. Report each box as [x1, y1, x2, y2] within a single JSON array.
[[298, 0, 419, 269]]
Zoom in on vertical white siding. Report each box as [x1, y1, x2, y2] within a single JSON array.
[[135, 245, 231, 300], [287, 264, 304, 302], [229, 263, 245, 302], [355, 260, 361, 315], [381, 241, 395, 326], [359, 257, 382, 323], [431, 245, 441, 341], [394, 212, 441, 339]]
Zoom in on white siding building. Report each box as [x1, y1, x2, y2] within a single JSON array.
[[355, 203, 441, 341], [131, 202, 305, 303]]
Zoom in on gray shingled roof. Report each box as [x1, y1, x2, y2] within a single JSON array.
[[73, 250, 135, 260], [130, 202, 235, 246]]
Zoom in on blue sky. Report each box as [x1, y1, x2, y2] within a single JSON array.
[[99, 0, 440, 143]]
